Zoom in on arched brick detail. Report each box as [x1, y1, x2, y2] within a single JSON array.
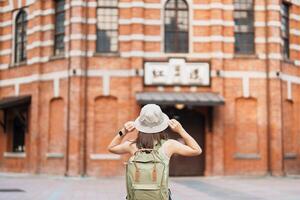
[[48, 98, 65, 153], [235, 98, 258, 154], [93, 96, 118, 153]]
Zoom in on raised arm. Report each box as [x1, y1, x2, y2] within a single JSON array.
[[107, 121, 135, 155], [166, 119, 202, 157]]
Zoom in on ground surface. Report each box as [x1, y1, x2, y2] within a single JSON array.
[[0, 173, 299, 200]]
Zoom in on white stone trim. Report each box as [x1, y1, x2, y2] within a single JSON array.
[[15, 84, 19, 96], [4, 152, 26, 158], [119, 35, 161, 42], [119, 2, 161, 9], [290, 44, 300, 51], [103, 75, 110, 96], [46, 153, 64, 158], [27, 40, 54, 50], [193, 3, 233, 10], [193, 20, 234, 26], [254, 21, 282, 27], [27, 9, 55, 21], [27, 24, 55, 35], [0, 64, 9, 70], [90, 154, 121, 160], [0, 34, 12, 41], [242, 77, 250, 98], [119, 18, 161, 25], [0, 49, 12, 56], [287, 81, 292, 100], [193, 36, 234, 43], [290, 14, 300, 22], [54, 79, 60, 97], [290, 29, 300, 36], [0, 20, 13, 28], [292, 0, 300, 6]]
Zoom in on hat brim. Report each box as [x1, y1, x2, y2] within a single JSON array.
[[134, 113, 170, 134]]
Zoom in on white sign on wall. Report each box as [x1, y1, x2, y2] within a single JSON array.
[[144, 59, 210, 86]]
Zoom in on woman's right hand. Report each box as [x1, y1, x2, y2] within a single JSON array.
[[168, 119, 184, 134], [123, 121, 135, 133]]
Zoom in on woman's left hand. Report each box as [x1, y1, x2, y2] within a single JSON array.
[[123, 121, 135, 133]]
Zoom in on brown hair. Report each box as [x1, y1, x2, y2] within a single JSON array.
[[133, 131, 168, 149]]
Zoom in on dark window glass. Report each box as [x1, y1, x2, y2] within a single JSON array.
[[96, 0, 118, 53], [12, 116, 26, 152], [281, 3, 290, 59], [234, 0, 254, 54], [15, 10, 27, 63], [164, 0, 189, 53], [54, 0, 65, 55]]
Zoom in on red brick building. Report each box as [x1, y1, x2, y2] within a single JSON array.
[[0, 0, 299, 177]]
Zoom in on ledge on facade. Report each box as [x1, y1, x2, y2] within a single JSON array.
[[284, 153, 297, 160], [282, 59, 295, 65], [46, 153, 64, 159], [49, 54, 66, 61], [233, 153, 261, 160], [9, 61, 27, 68], [93, 52, 120, 57], [90, 153, 121, 160], [234, 54, 258, 59], [3, 152, 26, 158]]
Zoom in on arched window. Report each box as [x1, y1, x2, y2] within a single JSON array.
[[164, 0, 189, 53], [15, 10, 28, 63]]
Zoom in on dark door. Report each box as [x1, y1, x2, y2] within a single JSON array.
[[163, 107, 205, 176]]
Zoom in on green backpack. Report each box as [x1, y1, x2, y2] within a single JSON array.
[[126, 142, 169, 200]]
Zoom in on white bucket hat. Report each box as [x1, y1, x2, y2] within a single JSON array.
[[134, 104, 170, 134]]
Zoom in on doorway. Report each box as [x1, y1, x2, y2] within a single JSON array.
[[162, 106, 205, 176]]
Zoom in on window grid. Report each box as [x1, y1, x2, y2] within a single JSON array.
[[281, 2, 290, 59], [164, 0, 189, 53], [54, 0, 65, 55], [15, 10, 27, 63], [234, 0, 254, 54], [96, 0, 119, 53]]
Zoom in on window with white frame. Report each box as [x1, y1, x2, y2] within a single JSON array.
[[234, 0, 254, 54], [96, 0, 119, 53], [15, 10, 27, 63], [164, 0, 189, 53]]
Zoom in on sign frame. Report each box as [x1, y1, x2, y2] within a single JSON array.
[[143, 58, 211, 87]]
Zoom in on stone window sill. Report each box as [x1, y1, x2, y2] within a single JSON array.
[[234, 54, 258, 59], [93, 52, 120, 57], [9, 61, 27, 68], [46, 153, 64, 159], [4, 152, 26, 158], [90, 153, 121, 160], [234, 153, 261, 160], [50, 54, 66, 61], [284, 153, 297, 160]]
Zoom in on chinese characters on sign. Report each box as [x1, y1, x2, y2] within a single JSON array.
[[144, 59, 210, 86]]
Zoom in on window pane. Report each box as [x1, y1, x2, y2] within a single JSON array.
[[98, 0, 118, 7], [56, 0, 65, 12], [281, 3, 289, 58], [12, 116, 26, 153], [54, 0, 65, 54], [96, 30, 118, 52], [177, 0, 188, 9], [235, 33, 254, 54], [97, 2, 118, 52]]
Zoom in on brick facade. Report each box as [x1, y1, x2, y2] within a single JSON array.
[[0, 0, 299, 177]]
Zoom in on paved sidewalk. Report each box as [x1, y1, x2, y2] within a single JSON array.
[[0, 174, 299, 200]]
